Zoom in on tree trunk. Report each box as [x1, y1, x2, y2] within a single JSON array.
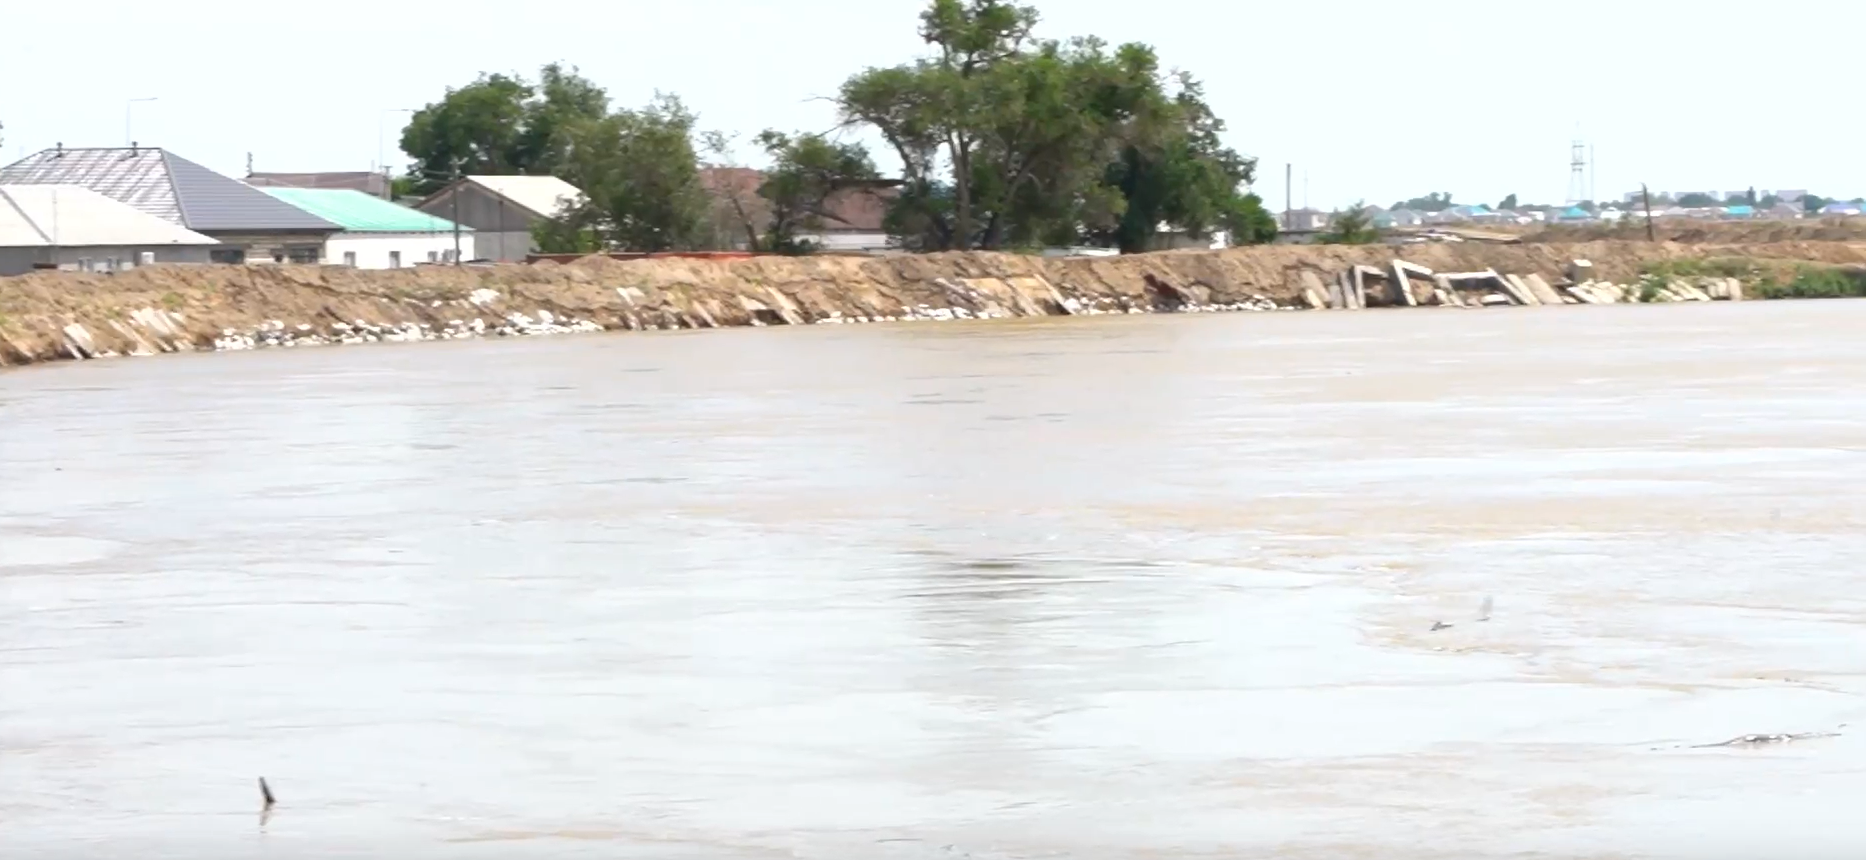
[[953, 136, 973, 251]]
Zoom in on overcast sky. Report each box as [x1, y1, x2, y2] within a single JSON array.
[[2, 0, 1855, 209]]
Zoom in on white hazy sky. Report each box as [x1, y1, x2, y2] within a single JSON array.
[[2, 1, 1856, 209]]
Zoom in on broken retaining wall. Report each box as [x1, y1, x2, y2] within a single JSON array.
[[4, 240, 1866, 368]]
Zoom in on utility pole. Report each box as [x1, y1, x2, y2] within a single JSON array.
[[1641, 183, 1655, 242], [1285, 163, 1292, 231], [378, 108, 416, 183], [451, 168, 462, 265]]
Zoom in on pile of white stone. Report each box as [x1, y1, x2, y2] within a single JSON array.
[[814, 305, 1013, 324], [210, 310, 605, 352], [1063, 294, 1282, 314], [1564, 277, 1739, 304], [1178, 296, 1282, 313]]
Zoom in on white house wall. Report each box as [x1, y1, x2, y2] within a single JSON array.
[[0, 245, 214, 277], [326, 232, 475, 269], [797, 231, 894, 253]]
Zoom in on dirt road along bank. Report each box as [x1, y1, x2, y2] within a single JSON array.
[[5, 240, 1866, 368]]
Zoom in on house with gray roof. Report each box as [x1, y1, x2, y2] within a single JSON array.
[[0, 145, 339, 264]]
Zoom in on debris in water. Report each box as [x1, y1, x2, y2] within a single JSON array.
[[1429, 621, 1453, 632], [259, 777, 276, 809], [1691, 732, 1839, 749]]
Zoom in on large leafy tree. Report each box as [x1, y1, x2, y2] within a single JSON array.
[[1094, 75, 1276, 252], [838, 0, 1272, 252], [399, 63, 609, 193], [550, 94, 711, 252], [753, 131, 881, 253]]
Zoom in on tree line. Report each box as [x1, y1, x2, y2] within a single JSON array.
[[396, 0, 1276, 254]]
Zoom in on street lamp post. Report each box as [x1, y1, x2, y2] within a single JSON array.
[[125, 97, 158, 146]]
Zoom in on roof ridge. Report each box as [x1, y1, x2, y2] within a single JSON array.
[[159, 151, 196, 229], [0, 186, 54, 244]]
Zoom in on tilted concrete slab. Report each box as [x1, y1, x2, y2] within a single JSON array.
[[1523, 273, 1565, 305], [1496, 271, 1536, 306]]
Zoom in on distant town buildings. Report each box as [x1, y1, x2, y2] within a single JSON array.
[[262, 187, 473, 268], [0, 146, 339, 264]]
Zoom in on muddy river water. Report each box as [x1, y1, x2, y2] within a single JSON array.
[[3, 300, 1865, 858]]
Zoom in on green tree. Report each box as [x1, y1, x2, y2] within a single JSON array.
[[398, 63, 610, 195], [1316, 203, 1380, 245], [1675, 192, 1720, 207], [1804, 195, 1831, 213], [1094, 75, 1275, 252], [838, 0, 1271, 252], [1498, 193, 1518, 210], [1391, 192, 1453, 212], [839, 0, 1039, 250], [753, 131, 880, 253], [553, 94, 710, 252], [531, 214, 605, 255]]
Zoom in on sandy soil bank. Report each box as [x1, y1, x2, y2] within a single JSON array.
[[4, 240, 1865, 367]]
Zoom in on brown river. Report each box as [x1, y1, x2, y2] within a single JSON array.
[[3, 300, 1865, 858]]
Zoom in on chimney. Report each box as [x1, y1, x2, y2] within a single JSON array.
[[55, 142, 64, 157], [130, 141, 138, 155]]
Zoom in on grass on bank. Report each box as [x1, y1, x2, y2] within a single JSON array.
[[1639, 258, 1866, 300]]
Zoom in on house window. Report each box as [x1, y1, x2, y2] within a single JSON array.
[[342, 251, 357, 267], [211, 248, 246, 264], [389, 251, 402, 269], [287, 246, 320, 264]]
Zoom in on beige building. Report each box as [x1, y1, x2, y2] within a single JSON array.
[[415, 175, 584, 261]]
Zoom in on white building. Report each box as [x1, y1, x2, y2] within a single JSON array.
[[0, 184, 219, 276], [262, 187, 472, 268]]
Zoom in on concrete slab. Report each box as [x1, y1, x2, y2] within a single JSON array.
[[1299, 271, 1329, 304], [1391, 260, 1430, 307], [1563, 285, 1601, 304], [1351, 265, 1385, 307], [1670, 280, 1713, 302], [1523, 274, 1565, 306], [1326, 274, 1346, 309], [1502, 273, 1541, 306]]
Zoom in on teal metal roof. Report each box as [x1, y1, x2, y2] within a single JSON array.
[[260, 187, 469, 233]]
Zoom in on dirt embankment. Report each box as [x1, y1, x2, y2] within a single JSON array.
[[5, 240, 1866, 368]]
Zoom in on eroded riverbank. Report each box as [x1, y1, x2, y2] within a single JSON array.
[[5, 240, 1866, 368]]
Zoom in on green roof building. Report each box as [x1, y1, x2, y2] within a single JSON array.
[[261, 187, 474, 268]]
